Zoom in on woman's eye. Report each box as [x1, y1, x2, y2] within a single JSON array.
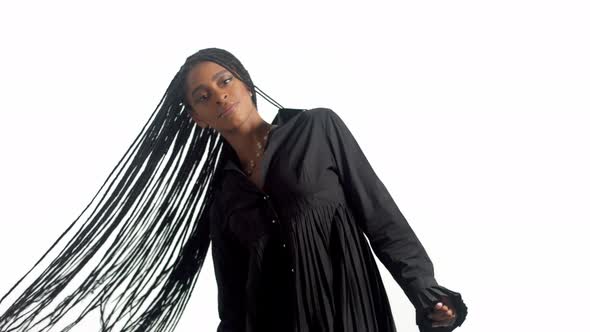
[[195, 77, 231, 103]]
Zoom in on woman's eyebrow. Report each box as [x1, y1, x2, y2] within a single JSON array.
[[191, 70, 230, 97]]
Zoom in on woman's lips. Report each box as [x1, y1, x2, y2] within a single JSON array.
[[220, 103, 237, 118]]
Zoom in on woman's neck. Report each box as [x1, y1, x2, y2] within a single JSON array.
[[222, 113, 272, 171]]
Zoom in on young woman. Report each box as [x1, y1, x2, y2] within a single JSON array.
[[0, 48, 467, 332]]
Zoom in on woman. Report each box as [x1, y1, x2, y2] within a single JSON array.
[[0, 48, 467, 332]]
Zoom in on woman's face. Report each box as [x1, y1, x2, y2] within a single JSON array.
[[184, 61, 255, 131]]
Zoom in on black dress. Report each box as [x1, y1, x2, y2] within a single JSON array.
[[208, 108, 468, 332]]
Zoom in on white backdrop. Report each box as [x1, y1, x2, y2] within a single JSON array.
[[1, 1, 589, 331]]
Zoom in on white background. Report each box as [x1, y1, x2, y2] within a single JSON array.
[[1, 1, 589, 331]]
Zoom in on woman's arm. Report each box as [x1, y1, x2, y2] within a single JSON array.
[[210, 204, 249, 332], [321, 108, 467, 331]]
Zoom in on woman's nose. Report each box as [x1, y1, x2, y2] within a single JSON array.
[[215, 91, 228, 104]]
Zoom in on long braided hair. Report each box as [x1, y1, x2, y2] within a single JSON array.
[[0, 48, 283, 332]]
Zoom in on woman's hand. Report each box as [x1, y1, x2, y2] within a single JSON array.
[[427, 296, 457, 328]]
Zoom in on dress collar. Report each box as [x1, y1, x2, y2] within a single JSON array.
[[222, 108, 306, 173]]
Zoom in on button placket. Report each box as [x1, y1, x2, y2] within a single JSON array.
[[261, 193, 294, 274], [263, 194, 280, 226]]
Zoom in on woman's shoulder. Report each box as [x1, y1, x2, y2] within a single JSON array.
[[302, 107, 336, 118], [298, 107, 341, 128], [276, 107, 342, 129]]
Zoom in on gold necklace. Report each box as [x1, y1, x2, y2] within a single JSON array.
[[244, 124, 274, 177]]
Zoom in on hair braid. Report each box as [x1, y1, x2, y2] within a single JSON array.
[[0, 47, 275, 332]]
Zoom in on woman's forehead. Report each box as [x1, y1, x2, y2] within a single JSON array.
[[187, 61, 229, 82]]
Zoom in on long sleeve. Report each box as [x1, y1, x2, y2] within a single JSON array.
[[322, 108, 467, 331], [210, 203, 249, 332]]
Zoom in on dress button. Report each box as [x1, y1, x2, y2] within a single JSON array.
[[291, 268, 295, 273], [282, 243, 286, 248], [263, 195, 269, 200], [271, 219, 276, 224]]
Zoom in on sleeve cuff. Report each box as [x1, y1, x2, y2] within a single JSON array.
[[414, 285, 468, 332]]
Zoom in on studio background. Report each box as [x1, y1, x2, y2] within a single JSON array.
[[0, 1, 588, 331]]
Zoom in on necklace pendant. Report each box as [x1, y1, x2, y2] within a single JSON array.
[[244, 124, 273, 178]]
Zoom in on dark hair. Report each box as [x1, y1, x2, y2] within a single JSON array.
[[0, 48, 280, 332], [178, 47, 258, 110]]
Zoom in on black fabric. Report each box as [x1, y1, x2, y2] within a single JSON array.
[[208, 108, 467, 332]]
